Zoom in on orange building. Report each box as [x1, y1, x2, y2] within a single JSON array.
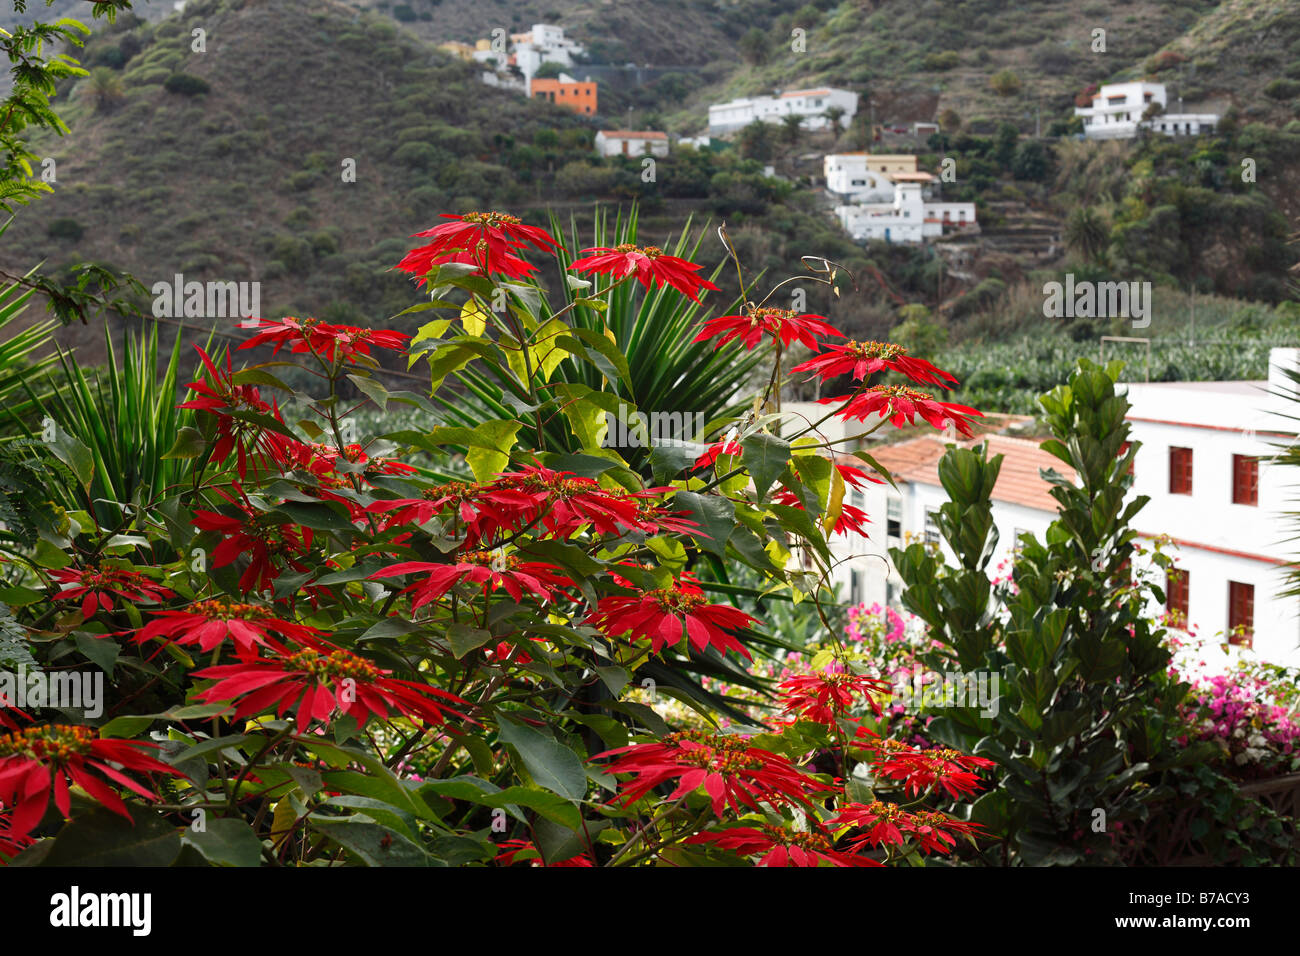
[[530, 78, 597, 116]]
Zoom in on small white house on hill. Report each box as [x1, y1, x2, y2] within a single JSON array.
[[708, 87, 858, 134], [595, 130, 669, 158]]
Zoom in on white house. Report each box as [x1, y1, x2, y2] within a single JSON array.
[[595, 130, 669, 158], [827, 433, 1067, 610], [1075, 81, 1217, 139], [1121, 349, 1300, 667], [834, 178, 976, 244], [708, 87, 858, 134], [823, 153, 899, 203]]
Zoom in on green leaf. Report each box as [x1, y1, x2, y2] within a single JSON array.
[[37, 805, 181, 867], [496, 714, 587, 802], [742, 433, 791, 500], [346, 374, 389, 413], [161, 425, 206, 460], [447, 623, 493, 658], [671, 491, 735, 557], [427, 420, 521, 482], [310, 819, 431, 866], [47, 427, 93, 487], [73, 631, 119, 674], [181, 818, 263, 867]]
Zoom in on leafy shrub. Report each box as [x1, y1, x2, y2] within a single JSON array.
[[46, 218, 84, 241], [163, 72, 211, 96]]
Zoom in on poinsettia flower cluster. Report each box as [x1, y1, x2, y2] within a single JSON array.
[[586, 573, 757, 658], [49, 566, 174, 620], [694, 306, 843, 351], [180, 346, 292, 479], [238, 316, 410, 364], [399, 211, 561, 282], [0, 722, 181, 834], [792, 340, 982, 438]]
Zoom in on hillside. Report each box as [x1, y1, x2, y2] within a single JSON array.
[[0, 0, 1296, 388]]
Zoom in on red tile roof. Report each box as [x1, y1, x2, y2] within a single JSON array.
[[844, 433, 1075, 512]]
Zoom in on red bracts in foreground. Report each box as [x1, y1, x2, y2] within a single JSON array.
[[792, 340, 958, 389], [49, 566, 174, 621], [398, 211, 559, 282], [823, 385, 982, 438], [830, 801, 983, 856], [595, 730, 823, 818], [493, 465, 647, 537], [238, 317, 409, 364], [687, 824, 876, 867], [694, 308, 844, 351], [586, 577, 757, 658], [0, 725, 181, 833], [569, 244, 719, 303], [193, 647, 471, 729], [867, 739, 997, 800], [137, 599, 328, 656], [369, 553, 570, 607], [778, 669, 890, 725]]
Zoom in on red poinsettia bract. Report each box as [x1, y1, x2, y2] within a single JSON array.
[[824, 385, 983, 438], [867, 739, 997, 800], [238, 316, 409, 364], [569, 244, 719, 303], [687, 824, 875, 867], [398, 211, 559, 282], [831, 801, 983, 856], [0, 724, 181, 833], [137, 599, 327, 656], [49, 566, 174, 620], [179, 346, 291, 479], [369, 552, 570, 607], [192, 493, 313, 595], [586, 577, 757, 658], [694, 307, 844, 351], [778, 668, 890, 725], [792, 340, 958, 389], [495, 838, 595, 867], [595, 730, 822, 818], [492, 465, 647, 537], [193, 646, 471, 729]]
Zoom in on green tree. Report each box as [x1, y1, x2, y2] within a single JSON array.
[[1011, 140, 1050, 181], [737, 119, 776, 161], [823, 104, 846, 136], [892, 360, 1203, 865], [86, 66, 124, 112], [1064, 206, 1110, 265], [738, 27, 768, 65], [989, 69, 1021, 97]]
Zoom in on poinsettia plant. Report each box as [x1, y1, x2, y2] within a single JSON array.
[[0, 208, 992, 867]]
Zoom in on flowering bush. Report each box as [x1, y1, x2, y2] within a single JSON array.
[[0, 210, 995, 866]]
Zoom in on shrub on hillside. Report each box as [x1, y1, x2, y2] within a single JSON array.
[[163, 72, 211, 96]]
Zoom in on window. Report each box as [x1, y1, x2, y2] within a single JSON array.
[[1169, 447, 1193, 494], [886, 498, 902, 541], [1232, 454, 1258, 506], [886, 579, 898, 608], [1228, 581, 1254, 647], [1166, 569, 1189, 627], [849, 488, 865, 510], [849, 570, 862, 604], [924, 509, 940, 547], [1012, 527, 1029, 554]]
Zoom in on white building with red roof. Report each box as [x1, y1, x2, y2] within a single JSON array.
[[829, 430, 1069, 609]]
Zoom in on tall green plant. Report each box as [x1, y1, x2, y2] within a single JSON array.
[[430, 206, 763, 470], [3, 320, 197, 519], [892, 359, 1203, 864]]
